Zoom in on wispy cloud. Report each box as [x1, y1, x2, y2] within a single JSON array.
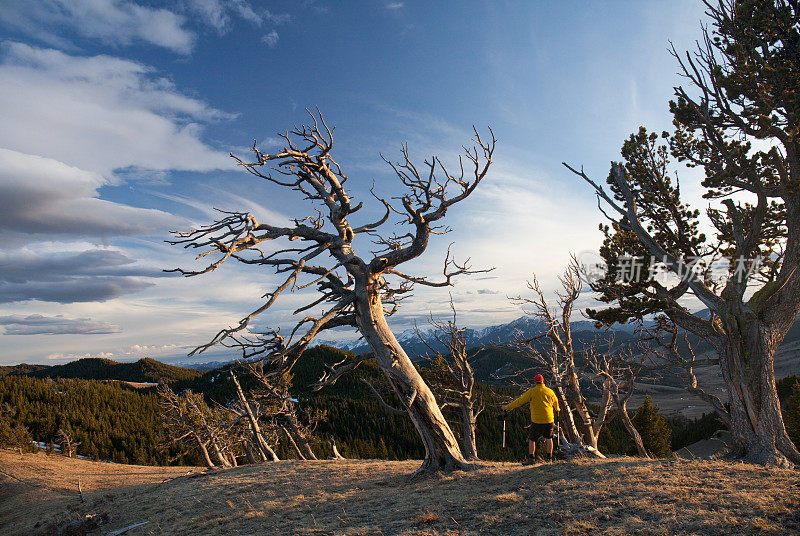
[[187, 0, 292, 33], [0, 314, 121, 335], [0, 0, 194, 54], [386, 2, 404, 9], [262, 30, 280, 48]]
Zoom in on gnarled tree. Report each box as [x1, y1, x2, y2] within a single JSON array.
[[168, 111, 495, 472], [55, 428, 80, 459], [158, 385, 236, 468], [417, 299, 484, 461], [566, 0, 800, 466], [227, 370, 280, 462]]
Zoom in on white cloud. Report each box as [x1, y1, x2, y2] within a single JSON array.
[[0, 42, 232, 177], [0, 0, 195, 54], [47, 351, 115, 360], [386, 2, 404, 9], [262, 30, 280, 49], [0, 314, 121, 335]]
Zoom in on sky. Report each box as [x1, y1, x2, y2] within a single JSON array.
[[0, 0, 710, 366]]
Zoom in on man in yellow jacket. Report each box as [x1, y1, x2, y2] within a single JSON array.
[[503, 374, 560, 463]]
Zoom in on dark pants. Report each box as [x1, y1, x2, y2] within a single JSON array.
[[528, 422, 554, 442]]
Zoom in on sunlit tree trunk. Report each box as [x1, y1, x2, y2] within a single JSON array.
[[356, 283, 471, 472]]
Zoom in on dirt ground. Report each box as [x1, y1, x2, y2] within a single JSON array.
[[2, 450, 799, 536]]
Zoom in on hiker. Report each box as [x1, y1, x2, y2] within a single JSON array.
[[502, 374, 560, 463]]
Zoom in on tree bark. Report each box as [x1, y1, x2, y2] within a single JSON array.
[[211, 441, 232, 468], [243, 442, 257, 464], [262, 441, 280, 462], [459, 402, 478, 461], [552, 382, 582, 445], [714, 323, 800, 467], [329, 438, 345, 460], [283, 426, 307, 460], [284, 413, 317, 460], [563, 365, 601, 448], [194, 434, 215, 468], [355, 284, 472, 473]]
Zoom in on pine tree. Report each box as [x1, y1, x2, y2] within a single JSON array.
[[632, 396, 672, 458]]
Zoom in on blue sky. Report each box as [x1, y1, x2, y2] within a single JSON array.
[[0, 0, 708, 365]]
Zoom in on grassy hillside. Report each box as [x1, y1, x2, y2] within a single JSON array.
[[1, 451, 797, 536]]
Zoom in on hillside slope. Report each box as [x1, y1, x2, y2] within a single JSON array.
[[1, 451, 797, 535], [1, 357, 203, 384]]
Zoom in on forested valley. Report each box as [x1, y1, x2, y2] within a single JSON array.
[[3, 346, 798, 466]]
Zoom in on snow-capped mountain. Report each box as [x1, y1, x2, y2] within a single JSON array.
[[315, 315, 629, 358]]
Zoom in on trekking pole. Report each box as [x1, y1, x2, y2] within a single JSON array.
[[556, 422, 561, 451], [496, 409, 507, 449]]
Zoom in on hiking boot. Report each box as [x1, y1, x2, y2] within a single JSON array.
[[522, 456, 537, 465]]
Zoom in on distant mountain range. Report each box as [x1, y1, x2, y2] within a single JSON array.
[[317, 315, 636, 358]]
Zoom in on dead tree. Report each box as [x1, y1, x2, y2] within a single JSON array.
[[228, 371, 280, 461], [168, 110, 494, 472], [55, 429, 80, 458], [640, 316, 731, 427], [328, 438, 346, 460], [508, 258, 609, 454], [220, 392, 281, 464], [158, 385, 234, 468], [584, 340, 649, 457], [245, 361, 322, 460], [417, 299, 484, 461]]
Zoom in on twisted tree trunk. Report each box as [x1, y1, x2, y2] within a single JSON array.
[[552, 381, 582, 444], [329, 438, 345, 460], [614, 396, 648, 458], [211, 441, 232, 468], [355, 284, 472, 473], [715, 323, 800, 467], [283, 427, 307, 460], [563, 366, 601, 448]]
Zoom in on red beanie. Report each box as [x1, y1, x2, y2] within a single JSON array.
[[534, 374, 544, 384]]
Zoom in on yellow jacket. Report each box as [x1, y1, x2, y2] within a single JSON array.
[[504, 384, 560, 424]]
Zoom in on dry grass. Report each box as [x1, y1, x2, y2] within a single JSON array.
[[1, 450, 799, 535], [415, 508, 441, 524]]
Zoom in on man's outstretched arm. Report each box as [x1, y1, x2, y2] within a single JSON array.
[[503, 388, 533, 411]]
